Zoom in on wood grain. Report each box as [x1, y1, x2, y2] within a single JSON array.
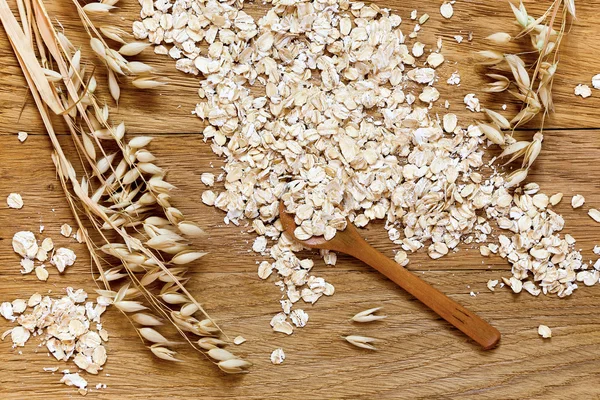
[[1, 1, 600, 399]]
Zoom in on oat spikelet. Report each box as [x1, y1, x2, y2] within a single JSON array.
[[479, 0, 575, 189], [343, 335, 378, 350], [351, 307, 387, 323], [150, 344, 183, 362], [82, 3, 115, 13]]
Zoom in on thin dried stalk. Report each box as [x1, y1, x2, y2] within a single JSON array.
[[0, 0, 248, 373], [479, 0, 575, 188]]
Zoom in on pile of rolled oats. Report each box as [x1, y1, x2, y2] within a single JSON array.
[[3, 199, 107, 394], [133, 0, 600, 343], [1, 288, 110, 395]]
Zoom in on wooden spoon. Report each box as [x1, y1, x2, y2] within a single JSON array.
[[279, 204, 501, 350]]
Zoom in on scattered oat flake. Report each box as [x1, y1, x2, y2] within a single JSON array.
[[589, 209, 600, 223], [200, 173, 215, 187], [12, 299, 26, 314], [273, 321, 294, 335], [1, 302, 15, 321], [412, 42, 425, 57], [538, 325, 552, 338], [592, 74, 600, 89], [447, 71, 461, 85], [443, 113, 458, 133], [454, 35, 463, 43], [394, 250, 409, 266], [427, 53, 445, 68], [233, 336, 246, 345], [17, 131, 28, 142], [487, 279, 499, 292], [440, 2, 454, 19], [252, 236, 267, 253], [41, 237, 54, 252], [61, 373, 88, 390], [270, 348, 285, 365], [12, 231, 38, 258], [60, 223, 73, 237], [290, 309, 309, 327], [575, 84, 592, 98], [11, 326, 30, 346], [464, 94, 481, 112], [550, 192, 563, 206], [571, 194, 585, 209], [35, 265, 49, 281], [7, 193, 23, 209], [51, 247, 77, 273]]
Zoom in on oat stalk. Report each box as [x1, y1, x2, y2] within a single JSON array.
[[0, 0, 249, 373], [479, 0, 575, 188]]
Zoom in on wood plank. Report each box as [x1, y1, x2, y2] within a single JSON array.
[[2, 1, 600, 398], [1, 130, 600, 398], [1, 1, 600, 135]]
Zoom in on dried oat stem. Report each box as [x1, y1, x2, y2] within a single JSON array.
[[480, 0, 575, 188], [0, 0, 248, 372]]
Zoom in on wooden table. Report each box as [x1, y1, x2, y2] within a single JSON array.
[[2, 1, 600, 398]]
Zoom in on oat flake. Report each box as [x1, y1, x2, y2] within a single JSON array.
[[7, 193, 23, 209], [270, 348, 285, 365]]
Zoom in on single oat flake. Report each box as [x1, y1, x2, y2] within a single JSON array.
[[440, 2, 454, 19], [7, 193, 23, 209], [12, 231, 38, 258], [270, 348, 285, 365], [51, 247, 77, 273], [572, 194, 585, 209], [538, 324, 552, 338], [60, 223, 73, 238], [589, 209, 600, 223], [592, 74, 600, 90], [233, 336, 246, 345], [575, 84, 592, 98], [17, 131, 28, 142]]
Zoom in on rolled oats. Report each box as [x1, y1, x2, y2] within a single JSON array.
[[270, 348, 285, 364], [538, 324, 551, 338], [6, 193, 23, 209], [134, 0, 596, 339], [574, 84, 592, 98], [592, 74, 600, 90], [440, 3, 454, 19], [571, 194, 585, 208]]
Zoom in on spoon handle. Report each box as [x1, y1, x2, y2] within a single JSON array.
[[350, 243, 501, 350]]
